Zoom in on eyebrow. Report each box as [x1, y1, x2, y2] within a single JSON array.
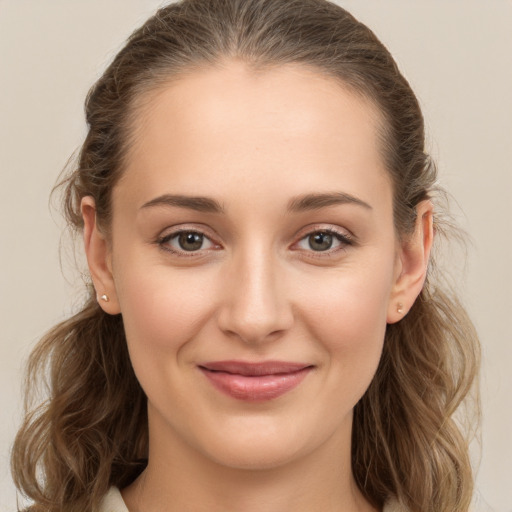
[[140, 191, 371, 214], [287, 192, 372, 212], [140, 194, 225, 213]]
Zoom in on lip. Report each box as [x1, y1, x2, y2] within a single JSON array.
[[198, 360, 314, 402]]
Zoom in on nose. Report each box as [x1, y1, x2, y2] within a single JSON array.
[[216, 247, 294, 345]]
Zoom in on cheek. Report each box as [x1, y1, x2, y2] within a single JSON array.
[[114, 258, 218, 362], [113, 262, 224, 418], [310, 288, 388, 363], [297, 262, 394, 389], [301, 261, 392, 334]]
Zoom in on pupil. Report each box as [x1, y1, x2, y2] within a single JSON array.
[[179, 232, 203, 251], [309, 232, 332, 251]]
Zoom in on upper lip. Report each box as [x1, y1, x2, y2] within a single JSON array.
[[199, 360, 313, 376]]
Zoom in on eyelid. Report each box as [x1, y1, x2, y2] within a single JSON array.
[[153, 223, 355, 258], [290, 224, 355, 254], [155, 224, 222, 255]]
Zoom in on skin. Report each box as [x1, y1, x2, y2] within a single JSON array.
[[82, 61, 433, 512]]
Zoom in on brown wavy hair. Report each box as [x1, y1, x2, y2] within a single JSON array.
[[11, 1, 480, 511]]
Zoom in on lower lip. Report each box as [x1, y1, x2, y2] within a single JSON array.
[[200, 367, 312, 402]]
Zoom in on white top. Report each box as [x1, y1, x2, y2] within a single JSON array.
[[99, 487, 406, 512]]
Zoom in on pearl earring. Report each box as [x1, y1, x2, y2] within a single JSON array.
[[100, 294, 110, 302], [397, 303, 404, 314]]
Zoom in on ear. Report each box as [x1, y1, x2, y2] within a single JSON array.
[[81, 196, 121, 315], [387, 200, 434, 324]]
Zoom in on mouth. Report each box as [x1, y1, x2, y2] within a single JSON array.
[[198, 360, 314, 402]]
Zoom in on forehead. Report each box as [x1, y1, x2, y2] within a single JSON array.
[[115, 60, 390, 210]]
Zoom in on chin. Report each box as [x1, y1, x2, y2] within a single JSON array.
[[191, 411, 343, 472], [205, 435, 309, 471]]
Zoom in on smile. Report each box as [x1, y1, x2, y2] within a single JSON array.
[[198, 360, 314, 402]]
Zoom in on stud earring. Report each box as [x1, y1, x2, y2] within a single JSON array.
[[397, 303, 404, 314], [100, 294, 110, 303]]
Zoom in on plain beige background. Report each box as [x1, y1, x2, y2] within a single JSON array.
[[0, 1, 511, 511]]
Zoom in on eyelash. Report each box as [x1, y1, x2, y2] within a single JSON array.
[[155, 226, 354, 258], [156, 229, 219, 257], [293, 228, 354, 257]]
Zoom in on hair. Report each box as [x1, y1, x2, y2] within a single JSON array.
[[11, 1, 480, 511]]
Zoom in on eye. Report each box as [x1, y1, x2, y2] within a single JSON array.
[[158, 230, 216, 253], [295, 229, 352, 253]]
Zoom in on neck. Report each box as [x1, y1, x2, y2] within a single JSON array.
[[122, 411, 377, 512]]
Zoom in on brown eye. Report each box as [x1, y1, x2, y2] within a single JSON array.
[[178, 232, 205, 251], [159, 230, 216, 253], [307, 232, 333, 251], [295, 229, 353, 254]]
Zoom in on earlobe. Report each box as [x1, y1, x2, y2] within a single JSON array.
[[387, 200, 434, 324], [81, 196, 121, 315]]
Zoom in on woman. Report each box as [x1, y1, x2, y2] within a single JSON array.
[[11, 1, 480, 511]]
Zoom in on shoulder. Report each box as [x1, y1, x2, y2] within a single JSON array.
[[98, 487, 129, 512], [384, 500, 409, 512]]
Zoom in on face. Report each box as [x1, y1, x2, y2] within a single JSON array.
[[87, 61, 415, 471]]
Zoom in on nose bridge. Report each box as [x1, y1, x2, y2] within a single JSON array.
[[218, 240, 292, 343]]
